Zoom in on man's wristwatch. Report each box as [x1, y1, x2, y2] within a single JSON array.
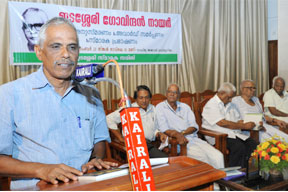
[[181, 130, 186, 135]]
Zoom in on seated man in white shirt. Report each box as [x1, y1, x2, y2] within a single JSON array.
[[263, 76, 288, 122], [202, 82, 257, 168], [106, 85, 168, 158], [232, 80, 288, 142], [155, 84, 224, 169]]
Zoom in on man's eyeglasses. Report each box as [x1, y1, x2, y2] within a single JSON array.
[[167, 90, 179, 95], [48, 43, 80, 54], [243, 87, 256, 90], [22, 23, 44, 32]]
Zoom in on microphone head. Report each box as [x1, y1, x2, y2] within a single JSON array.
[[92, 64, 104, 78], [74, 64, 104, 81], [92, 64, 104, 75]]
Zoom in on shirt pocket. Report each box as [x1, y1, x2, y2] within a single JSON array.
[[74, 119, 94, 151]]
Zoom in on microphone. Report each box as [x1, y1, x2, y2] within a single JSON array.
[[73, 64, 104, 82]]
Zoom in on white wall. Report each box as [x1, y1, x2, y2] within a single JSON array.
[[268, 0, 278, 40], [278, 0, 288, 82]]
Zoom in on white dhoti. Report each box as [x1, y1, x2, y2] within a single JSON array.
[[187, 137, 224, 169]]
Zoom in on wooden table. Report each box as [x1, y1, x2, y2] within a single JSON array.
[[20, 156, 226, 191]]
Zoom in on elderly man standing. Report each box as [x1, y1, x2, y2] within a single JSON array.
[[0, 17, 116, 190], [107, 85, 168, 158], [263, 76, 288, 122], [155, 84, 224, 169], [202, 82, 257, 168], [232, 80, 288, 142]]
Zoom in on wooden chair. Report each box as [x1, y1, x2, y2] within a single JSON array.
[[102, 99, 112, 115], [111, 96, 135, 112], [108, 124, 187, 163], [0, 176, 10, 191], [151, 94, 166, 106], [193, 97, 260, 166], [179, 91, 197, 109], [258, 93, 288, 134], [196, 90, 217, 101], [193, 98, 229, 165], [258, 93, 265, 110]]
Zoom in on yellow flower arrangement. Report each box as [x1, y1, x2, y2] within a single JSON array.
[[252, 136, 288, 172]]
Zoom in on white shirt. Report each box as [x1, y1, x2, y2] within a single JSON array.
[[155, 100, 199, 141], [106, 102, 158, 141], [232, 96, 263, 119], [232, 96, 288, 142], [202, 95, 249, 141], [263, 88, 288, 122]]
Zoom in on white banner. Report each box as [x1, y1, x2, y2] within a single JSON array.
[[8, 1, 182, 65]]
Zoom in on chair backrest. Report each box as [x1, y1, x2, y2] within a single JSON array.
[[193, 97, 211, 128], [151, 94, 166, 106], [258, 93, 265, 110], [102, 99, 112, 115], [179, 91, 197, 109], [0, 176, 10, 190], [111, 96, 135, 112], [197, 90, 217, 102]]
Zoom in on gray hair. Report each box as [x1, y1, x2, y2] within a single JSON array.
[[37, 17, 79, 48], [240, 79, 254, 89], [167, 83, 181, 94], [272, 76, 285, 87], [218, 82, 236, 94]]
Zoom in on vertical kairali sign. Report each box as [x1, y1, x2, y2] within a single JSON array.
[[120, 107, 155, 191], [8, 1, 182, 65]]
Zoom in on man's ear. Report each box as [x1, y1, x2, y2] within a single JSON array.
[[34, 45, 43, 61]]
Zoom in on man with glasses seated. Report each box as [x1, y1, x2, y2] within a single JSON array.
[[263, 76, 288, 123], [202, 82, 257, 168], [155, 84, 224, 169], [106, 85, 168, 158], [22, 7, 48, 51], [232, 80, 288, 142]]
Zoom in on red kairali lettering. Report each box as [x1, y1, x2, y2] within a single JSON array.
[[120, 108, 155, 191], [59, 12, 171, 28]]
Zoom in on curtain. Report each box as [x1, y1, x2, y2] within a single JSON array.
[[0, 0, 269, 104]]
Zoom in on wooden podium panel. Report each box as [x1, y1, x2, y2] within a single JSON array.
[[21, 156, 226, 191]]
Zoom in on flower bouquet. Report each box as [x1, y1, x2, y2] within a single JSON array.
[[252, 136, 288, 173]]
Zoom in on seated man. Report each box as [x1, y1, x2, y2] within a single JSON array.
[[232, 80, 288, 142], [0, 17, 116, 190], [263, 76, 288, 122], [107, 85, 168, 158], [202, 82, 257, 168], [155, 84, 224, 169]]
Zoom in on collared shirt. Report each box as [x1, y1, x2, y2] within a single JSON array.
[[106, 103, 158, 141], [0, 67, 110, 189], [155, 100, 199, 141], [263, 88, 288, 118], [232, 96, 263, 119], [202, 95, 249, 141]]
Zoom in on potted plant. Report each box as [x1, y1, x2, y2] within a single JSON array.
[[251, 135, 288, 182]]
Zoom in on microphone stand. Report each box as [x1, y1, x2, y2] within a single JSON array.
[[86, 77, 131, 108]]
